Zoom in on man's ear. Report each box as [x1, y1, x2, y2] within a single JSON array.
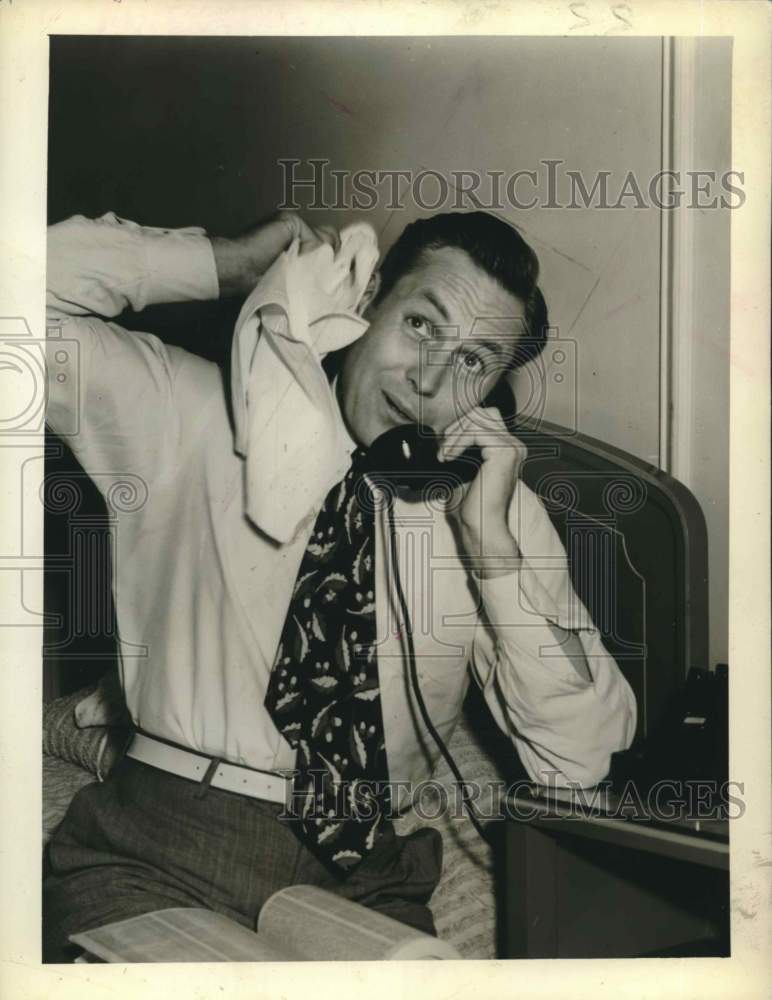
[[356, 269, 381, 317]]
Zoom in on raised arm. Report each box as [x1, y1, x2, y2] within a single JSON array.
[[46, 208, 336, 319], [45, 212, 224, 483], [45, 209, 339, 486], [46, 212, 220, 321]]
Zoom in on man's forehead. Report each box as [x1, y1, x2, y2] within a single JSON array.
[[397, 245, 526, 343]]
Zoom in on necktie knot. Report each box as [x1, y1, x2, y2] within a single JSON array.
[[347, 446, 371, 480]]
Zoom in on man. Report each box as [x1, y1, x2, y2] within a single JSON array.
[[43, 207, 636, 961]]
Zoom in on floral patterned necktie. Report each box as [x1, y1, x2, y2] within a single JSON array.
[[264, 448, 390, 873]]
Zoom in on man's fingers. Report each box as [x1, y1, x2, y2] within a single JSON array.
[[438, 409, 482, 459], [273, 209, 304, 242], [278, 212, 341, 255], [440, 407, 509, 461], [313, 225, 341, 252], [298, 221, 340, 254]]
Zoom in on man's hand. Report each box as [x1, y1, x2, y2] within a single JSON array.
[[439, 406, 527, 579], [211, 210, 339, 298], [441, 409, 592, 680]]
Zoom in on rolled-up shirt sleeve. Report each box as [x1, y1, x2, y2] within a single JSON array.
[[471, 479, 637, 788], [46, 211, 219, 319], [45, 212, 220, 481]]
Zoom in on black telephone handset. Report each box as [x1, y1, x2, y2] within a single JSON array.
[[361, 423, 482, 491]]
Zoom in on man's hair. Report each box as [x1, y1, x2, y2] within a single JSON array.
[[374, 211, 548, 371]]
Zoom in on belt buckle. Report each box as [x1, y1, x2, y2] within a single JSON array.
[[193, 755, 222, 799]]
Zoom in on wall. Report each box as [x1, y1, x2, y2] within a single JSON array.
[[47, 34, 729, 669], [669, 39, 731, 669]]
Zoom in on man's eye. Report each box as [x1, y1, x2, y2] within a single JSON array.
[[457, 350, 484, 371], [406, 315, 430, 335]]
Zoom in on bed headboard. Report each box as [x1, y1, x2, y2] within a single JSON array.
[[514, 417, 709, 741]]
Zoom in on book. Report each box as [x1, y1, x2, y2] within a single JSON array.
[[69, 884, 461, 962]]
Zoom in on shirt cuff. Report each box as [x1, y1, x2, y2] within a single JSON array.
[[476, 559, 595, 635], [476, 565, 598, 687], [142, 226, 220, 305]]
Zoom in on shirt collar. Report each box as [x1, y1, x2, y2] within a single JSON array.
[[330, 373, 358, 460]]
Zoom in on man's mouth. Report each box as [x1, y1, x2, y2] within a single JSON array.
[[382, 391, 416, 424]]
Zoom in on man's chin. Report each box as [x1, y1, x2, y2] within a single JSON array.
[[359, 423, 387, 448], [340, 406, 378, 448]]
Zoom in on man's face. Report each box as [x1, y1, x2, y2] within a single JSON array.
[[338, 245, 526, 446]]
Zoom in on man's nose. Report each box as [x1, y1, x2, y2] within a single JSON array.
[[405, 347, 451, 398]]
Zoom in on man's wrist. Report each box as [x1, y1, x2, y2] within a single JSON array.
[[460, 513, 522, 578], [210, 236, 256, 299], [470, 547, 524, 579], [474, 561, 522, 579], [210, 215, 299, 299]]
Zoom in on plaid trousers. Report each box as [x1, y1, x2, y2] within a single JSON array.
[[43, 757, 442, 962]]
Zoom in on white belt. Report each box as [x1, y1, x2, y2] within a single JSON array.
[[125, 732, 292, 805]]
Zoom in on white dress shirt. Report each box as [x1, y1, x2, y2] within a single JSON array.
[[45, 212, 636, 798]]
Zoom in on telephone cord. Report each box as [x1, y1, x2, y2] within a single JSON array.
[[386, 500, 494, 846]]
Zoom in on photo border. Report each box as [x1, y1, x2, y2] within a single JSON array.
[[1, 2, 769, 997]]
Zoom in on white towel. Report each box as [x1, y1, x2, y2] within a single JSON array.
[[231, 224, 380, 544]]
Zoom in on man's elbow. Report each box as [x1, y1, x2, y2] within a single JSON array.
[[543, 694, 637, 790], [576, 691, 637, 787]]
